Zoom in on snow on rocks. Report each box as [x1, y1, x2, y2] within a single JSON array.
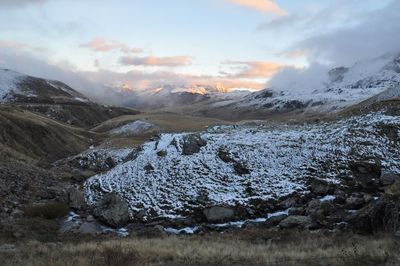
[[238, 53, 400, 112], [110, 120, 156, 136], [0, 69, 24, 102], [85, 112, 400, 220]]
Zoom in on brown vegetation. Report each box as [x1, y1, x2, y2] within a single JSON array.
[[1, 229, 399, 266]]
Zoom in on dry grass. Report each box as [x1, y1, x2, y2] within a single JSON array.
[[2, 229, 399, 266]]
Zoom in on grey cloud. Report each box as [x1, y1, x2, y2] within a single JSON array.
[[294, 0, 400, 66]]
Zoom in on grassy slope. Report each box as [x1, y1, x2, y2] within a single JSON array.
[[0, 106, 97, 163]]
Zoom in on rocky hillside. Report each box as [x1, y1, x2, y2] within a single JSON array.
[[84, 111, 400, 231], [0, 69, 139, 127]]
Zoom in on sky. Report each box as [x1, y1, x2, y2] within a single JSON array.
[[0, 0, 399, 96]]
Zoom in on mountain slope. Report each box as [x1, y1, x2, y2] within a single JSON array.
[[193, 53, 400, 120], [0, 106, 96, 163], [0, 69, 139, 128]]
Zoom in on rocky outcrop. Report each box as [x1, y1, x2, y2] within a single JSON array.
[[350, 160, 381, 190], [78, 221, 103, 235], [380, 172, 399, 187], [67, 187, 87, 210], [203, 206, 235, 223], [346, 196, 399, 233], [93, 193, 130, 228], [279, 215, 314, 229], [181, 134, 207, 155]]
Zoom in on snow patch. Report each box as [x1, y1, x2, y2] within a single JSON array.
[[111, 120, 155, 136]]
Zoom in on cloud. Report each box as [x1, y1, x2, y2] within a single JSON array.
[[267, 63, 330, 93], [293, 1, 400, 66], [225, 0, 287, 16], [0, 39, 47, 53], [119, 55, 193, 67], [276, 50, 306, 59], [0, 0, 47, 8], [80, 37, 143, 54], [223, 60, 284, 78], [0, 39, 27, 49]]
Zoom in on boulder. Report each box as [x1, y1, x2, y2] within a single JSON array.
[[306, 199, 336, 216], [288, 207, 304, 216], [380, 172, 399, 187], [264, 214, 288, 228], [349, 160, 381, 190], [67, 187, 87, 210], [0, 244, 16, 253], [346, 196, 399, 233], [59, 220, 80, 234], [79, 222, 103, 235], [93, 193, 130, 228], [334, 190, 347, 204], [310, 181, 332, 196], [279, 215, 314, 229], [203, 206, 235, 223], [345, 196, 365, 210], [181, 134, 207, 155]]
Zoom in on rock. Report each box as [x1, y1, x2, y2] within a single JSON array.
[[345, 196, 365, 210], [67, 187, 87, 210], [306, 199, 335, 216], [233, 162, 250, 176], [79, 222, 103, 235], [310, 181, 332, 196], [278, 197, 299, 209], [133, 225, 166, 238], [181, 134, 207, 155], [86, 215, 95, 222], [105, 157, 116, 168], [279, 215, 314, 229], [380, 172, 399, 186], [288, 207, 304, 215], [349, 160, 381, 190], [394, 230, 400, 240], [59, 220, 80, 234], [203, 206, 235, 223], [93, 193, 130, 228], [346, 196, 399, 233], [0, 244, 16, 253], [10, 209, 24, 219], [264, 214, 288, 228], [334, 190, 346, 204]]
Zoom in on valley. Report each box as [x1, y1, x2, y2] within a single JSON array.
[[1, 53, 400, 265]]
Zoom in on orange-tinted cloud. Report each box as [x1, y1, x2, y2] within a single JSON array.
[[225, 0, 287, 16], [223, 60, 285, 78], [119, 55, 193, 67], [80, 37, 143, 54]]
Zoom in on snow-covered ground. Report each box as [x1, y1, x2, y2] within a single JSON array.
[[110, 120, 156, 136], [0, 69, 24, 102], [85, 112, 400, 219]]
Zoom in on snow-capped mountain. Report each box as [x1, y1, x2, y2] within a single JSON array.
[[0, 69, 138, 127], [233, 53, 400, 114], [103, 83, 249, 110], [0, 68, 89, 103]]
